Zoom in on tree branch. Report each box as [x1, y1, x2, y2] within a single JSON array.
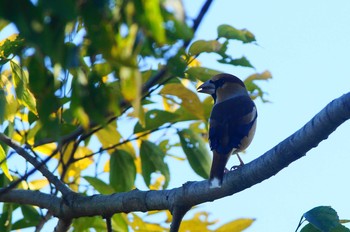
[[0, 134, 72, 196], [1, 93, 349, 227]]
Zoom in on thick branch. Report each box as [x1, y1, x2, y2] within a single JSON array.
[[1, 93, 349, 221]]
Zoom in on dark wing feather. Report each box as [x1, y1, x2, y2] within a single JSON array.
[[209, 95, 257, 155]]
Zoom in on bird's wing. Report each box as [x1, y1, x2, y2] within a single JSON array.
[[209, 95, 257, 155]]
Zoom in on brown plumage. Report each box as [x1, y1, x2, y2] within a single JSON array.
[[197, 73, 257, 188]]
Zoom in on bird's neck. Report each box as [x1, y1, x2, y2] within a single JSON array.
[[216, 86, 248, 103]]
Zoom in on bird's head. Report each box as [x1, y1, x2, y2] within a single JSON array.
[[197, 73, 248, 103]]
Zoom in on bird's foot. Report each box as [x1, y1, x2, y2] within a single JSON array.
[[230, 163, 244, 171]]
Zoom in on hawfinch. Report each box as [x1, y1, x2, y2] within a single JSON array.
[[197, 73, 257, 188]]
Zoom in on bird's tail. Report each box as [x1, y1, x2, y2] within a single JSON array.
[[209, 151, 230, 188]]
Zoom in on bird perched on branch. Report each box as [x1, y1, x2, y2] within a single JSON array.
[[197, 73, 257, 188]]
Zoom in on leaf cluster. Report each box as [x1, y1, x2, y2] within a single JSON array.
[[0, 0, 271, 231]]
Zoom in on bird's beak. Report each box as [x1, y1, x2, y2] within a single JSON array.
[[197, 80, 215, 95]]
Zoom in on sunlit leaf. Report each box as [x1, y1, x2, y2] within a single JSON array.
[[28, 179, 49, 190], [111, 213, 129, 232], [189, 40, 222, 56], [96, 123, 122, 151], [0, 145, 12, 181], [142, 0, 166, 44], [216, 218, 255, 232], [244, 70, 272, 82], [180, 212, 217, 232], [109, 150, 136, 192], [178, 129, 211, 179], [161, 83, 205, 120], [217, 24, 256, 43], [10, 61, 37, 115], [140, 140, 170, 189], [129, 213, 167, 232], [83, 176, 115, 195], [33, 143, 57, 156], [72, 216, 106, 231]]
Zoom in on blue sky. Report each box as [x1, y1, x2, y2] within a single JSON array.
[[179, 0, 350, 230]]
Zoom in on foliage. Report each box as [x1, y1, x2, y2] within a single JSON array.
[[0, 0, 270, 230], [296, 206, 350, 232]]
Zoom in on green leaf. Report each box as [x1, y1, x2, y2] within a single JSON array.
[[10, 61, 37, 115], [111, 214, 129, 232], [161, 83, 205, 120], [189, 40, 222, 56], [134, 109, 179, 133], [83, 176, 115, 195], [186, 67, 221, 82], [0, 145, 12, 181], [140, 140, 170, 189], [110, 150, 136, 192], [303, 206, 341, 232], [244, 71, 272, 102], [300, 223, 350, 232], [217, 24, 256, 43], [142, 0, 166, 44], [12, 205, 41, 230], [178, 129, 211, 179], [218, 56, 254, 68], [72, 216, 106, 231]]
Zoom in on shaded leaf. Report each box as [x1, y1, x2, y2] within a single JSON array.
[[186, 67, 221, 82], [303, 206, 341, 232], [109, 150, 136, 192], [178, 129, 211, 179], [140, 140, 170, 189], [134, 109, 179, 133], [300, 223, 350, 232], [189, 40, 222, 56], [12, 205, 41, 229], [83, 176, 115, 195], [218, 56, 254, 68], [217, 24, 256, 43]]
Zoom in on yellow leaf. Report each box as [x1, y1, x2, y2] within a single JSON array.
[[28, 179, 49, 190], [188, 56, 201, 67], [149, 175, 165, 190], [135, 156, 141, 174], [180, 212, 217, 232], [161, 83, 204, 120], [216, 218, 255, 232], [96, 123, 121, 149], [103, 160, 110, 172], [60, 143, 93, 183], [34, 143, 57, 156], [0, 145, 12, 181]]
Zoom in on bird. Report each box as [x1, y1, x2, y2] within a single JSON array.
[[197, 73, 257, 188]]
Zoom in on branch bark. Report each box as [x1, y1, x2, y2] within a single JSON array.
[[1, 92, 349, 229]]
